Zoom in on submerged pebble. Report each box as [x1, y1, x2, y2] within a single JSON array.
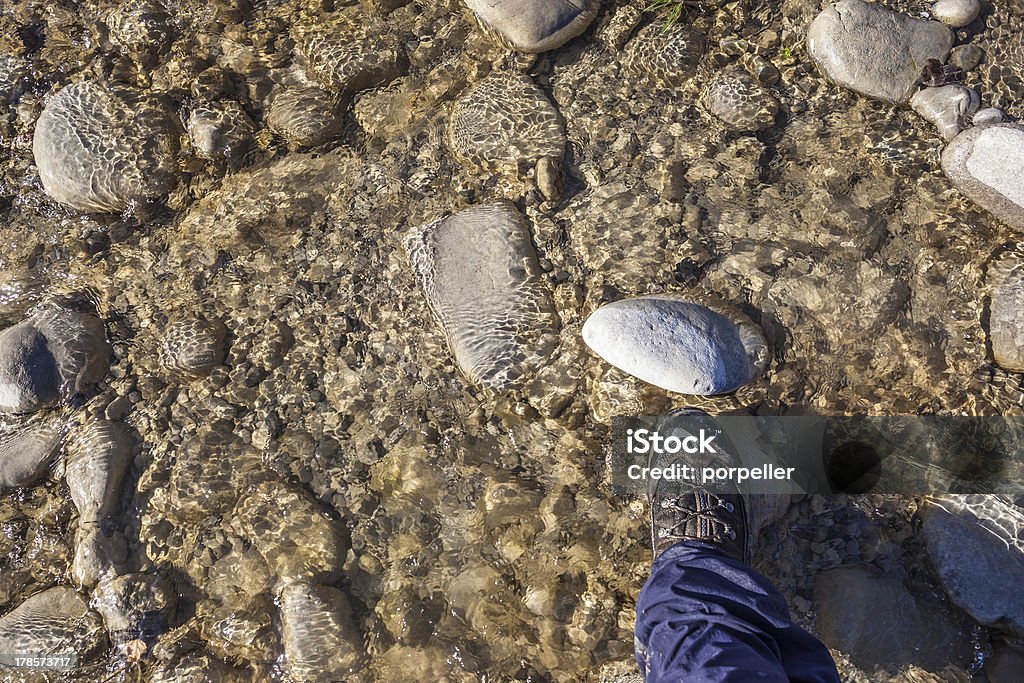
[[0, 415, 66, 489], [462, 0, 599, 53], [278, 581, 363, 681], [920, 495, 1024, 638], [582, 296, 766, 396], [942, 123, 1024, 229], [987, 249, 1024, 372], [187, 102, 255, 162], [93, 573, 175, 645], [973, 107, 1006, 127], [0, 308, 109, 414], [406, 201, 559, 391], [703, 70, 779, 131], [624, 22, 706, 87], [65, 420, 133, 525], [161, 317, 228, 378], [266, 86, 342, 149], [33, 81, 181, 212], [233, 481, 349, 585], [807, 0, 953, 104], [447, 72, 565, 173], [295, 12, 406, 94], [0, 587, 105, 667]]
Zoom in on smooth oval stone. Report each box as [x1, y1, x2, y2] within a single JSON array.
[[198, 595, 277, 663], [0, 587, 105, 667], [33, 81, 181, 212], [910, 84, 980, 141], [0, 308, 110, 414], [65, 420, 133, 525], [921, 495, 1024, 638], [0, 415, 66, 489], [931, 0, 980, 27], [406, 201, 559, 391], [988, 250, 1024, 372], [462, 0, 599, 53], [942, 123, 1024, 229], [446, 73, 565, 171], [582, 297, 765, 396], [807, 0, 953, 105], [278, 581, 363, 681], [161, 317, 227, 378]]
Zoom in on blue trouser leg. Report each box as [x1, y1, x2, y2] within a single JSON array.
[[634, 540, 841, 683]]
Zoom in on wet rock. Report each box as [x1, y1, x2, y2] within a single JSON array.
[[33, 81, 181, 212], [0, 415, 66, 489], [931, 0, 980, 28], [987, 250, 1024, 372], [186, 102, 255, 162], [446, 72, 565, 172], [93, 573, 174, 644], [72, 526, 127, 587], [462, 0, 599, 53], [535, 156, 564, 203], [703, 70, 779, 131], [65, 420, 133, 525], [910, 84, 979, 141], [973, 107, 1006, 127], [295, 12, 406, 94], [266, 85, 342, 149], [624, 23, 706, 87], [807, 0, 953, 105], [176, 150, 364, 259], [233, 481, 349, 584], [942, 123, 1024, 229], [161, 318, 227, 378], [198, 595, 277, 663], [949, 44, 983, 71], [106, 0, 174, 57], [406, 201, 559, 391], [920, 495, 1024, 638], [582, 296, 765, 396], [0, 55, 29, 103], [278, 581, 363, 681], [0, 587, 105, 667], [814, 566, 971, 674], [0, 308, 110, 414]]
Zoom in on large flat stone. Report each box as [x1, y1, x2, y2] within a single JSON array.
[[942, 123, 1024, 230], [807, 0, 953, 104]]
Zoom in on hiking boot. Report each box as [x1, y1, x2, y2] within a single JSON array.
[[649, 408, 751, 562]]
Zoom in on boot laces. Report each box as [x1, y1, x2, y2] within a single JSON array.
[[657, 494, 737, 543]]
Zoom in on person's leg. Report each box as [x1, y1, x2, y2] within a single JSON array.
[[635, 540, 840, 683], [636, 410, 840, 682]]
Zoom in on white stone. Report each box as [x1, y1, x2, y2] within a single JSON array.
[[910, 85, 979, 141], [581, 296, 766, 396], [807, 0, 953, 105], [931, 0, 981, 28], [942, 124, 1024, 229], [463, 0, 599, 53]]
